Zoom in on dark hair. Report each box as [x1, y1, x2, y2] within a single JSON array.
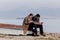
[[35, 14, 40, 17], [29, 13, 33, 16]]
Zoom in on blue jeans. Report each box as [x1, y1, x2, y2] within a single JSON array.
[[28, 23, 44, 35]]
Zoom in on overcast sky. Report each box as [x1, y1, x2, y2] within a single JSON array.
[[0, 0, 60, 19]]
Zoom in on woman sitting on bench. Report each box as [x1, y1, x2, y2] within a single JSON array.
[[23, 13, 33, 35]]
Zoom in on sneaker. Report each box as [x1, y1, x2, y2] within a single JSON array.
[[41, 34, 46, 37], [32, 33, 39, 36]]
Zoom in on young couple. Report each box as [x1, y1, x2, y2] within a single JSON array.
[[23, 13, 45, 36]]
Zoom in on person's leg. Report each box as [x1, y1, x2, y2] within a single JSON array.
[[30, 23, 38, 35], [27, 23, 34, 35], [37, 25, 44, 35], [40, 25, 44, 35], [33, 24, 37, 35], [34, 24, 46, 36], [28, 23, 34, 31], [39, 25, 46, 36], [28, 23, 37, 35]]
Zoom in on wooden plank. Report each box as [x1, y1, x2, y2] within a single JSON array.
[[0, 23, 23, 30]]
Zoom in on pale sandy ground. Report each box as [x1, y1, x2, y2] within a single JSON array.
[[0, 33, 60, 40]]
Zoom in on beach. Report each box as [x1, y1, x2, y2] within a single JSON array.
[[0, 33, 60, 40]]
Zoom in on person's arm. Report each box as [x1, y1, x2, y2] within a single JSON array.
[[34, 19, 43, 25], [34, 22, 43, 25], [24, 17, 29, 25], [39, 19, 43, 25]]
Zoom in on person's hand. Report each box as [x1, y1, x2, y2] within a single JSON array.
[[34, 22, 38, 24], [40, 22, 43, 25]]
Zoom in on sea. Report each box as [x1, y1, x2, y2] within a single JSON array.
[[0, 18, 60, 35]]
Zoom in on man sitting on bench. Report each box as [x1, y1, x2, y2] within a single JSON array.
[[32, 14, 45, 36]]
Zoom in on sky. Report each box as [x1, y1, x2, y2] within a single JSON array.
[[0, 0, 60, 19]]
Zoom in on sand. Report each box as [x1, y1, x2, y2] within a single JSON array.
[[0, 33, 60, 40]]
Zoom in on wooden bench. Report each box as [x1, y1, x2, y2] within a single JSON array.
[[0, 23, 34, 35], [0, 23, 23, 30]]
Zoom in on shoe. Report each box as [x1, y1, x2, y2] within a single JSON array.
[[34, 34, 39, 36], [32, 33, 39, 36], [41, 34, 46, 37]]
